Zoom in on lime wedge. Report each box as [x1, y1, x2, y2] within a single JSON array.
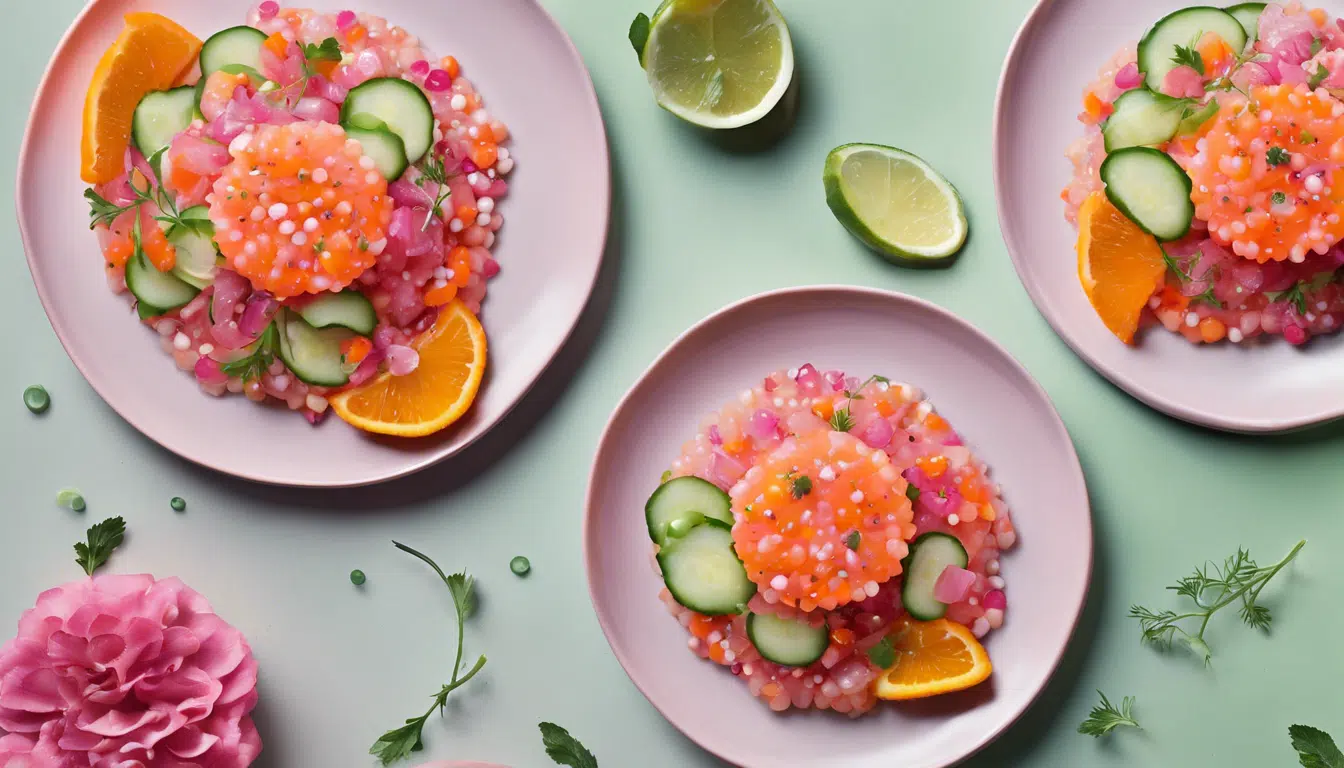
[[635, 0, 794, 129], [823, 144, 969, 266]]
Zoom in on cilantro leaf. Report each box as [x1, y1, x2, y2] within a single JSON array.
[[75, 517, 126, 576], [1291, 725, 1344, 768], [844, 530, 861, 550], [866, 637, 896, 669], [628, 13, 651, 61], [1311, 37, 1324, 57], [446, 572, 476, 620], [791, 475, 813, 499], [369, 721, 424, 764], [540, 722, 599, 768], [1077, 690, 1141, 738], [1267, 146, 1291, 167], [1172, 41, 1205, 76], [303, 37, 343, 63], [1309, 63, 1330, 90]]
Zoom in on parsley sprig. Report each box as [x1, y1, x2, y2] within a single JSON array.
[[84, 149, 208, 236], [75, 517, 126, 576], [1291, 725, 1344, 767], [828, 374, 890, 433], [1129, 540, 1305, 665], [218, 324, 279, 382], [1077, 690, 1141, 738], [1172, 37, 1205, 76], [540, 722, 599, 767], [416, 154, 457, 231], [1267, 273, 1337, 316], [370, 542, 486, 765]]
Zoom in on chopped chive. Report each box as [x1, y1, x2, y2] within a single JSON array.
[[905, 485, 921, 501], [23, 385, 50, 414], [57, 489, 86, 512], [510, 556, 531, 576], [170, 496, 187, 512], [350, 569, 367, 586]]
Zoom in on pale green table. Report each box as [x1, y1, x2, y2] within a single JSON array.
[[4, 1, 1342, 766]]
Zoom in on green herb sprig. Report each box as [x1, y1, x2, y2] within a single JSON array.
[[1291, 724, 1343, 767], [218, 324, 279, 383], [1171, 37, 1205, 75], [370, 543, 486, 765], [1129, 540, 1305, 665], [1077, 690, 1141, 738], [75, 517, 126, 576], [828, 373, 890, 433], [540, 722, 599, 767], [1161, 249, 1223, 308], [416, 154, 457, 231], [1267, 273, 1336, 316]]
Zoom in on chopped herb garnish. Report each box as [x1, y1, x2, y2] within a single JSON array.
[[791, 475, 813, 499], [1077, 690, 1142, 738], [1309, 64, 1330, 89], [218, 324, 279, 382], [303, 37, 343, 63], [416, 154, 457, 231], [1267, 146, 1291, 167], [905, 485, 921, 501], [23, 385, 50, 414], [1267, 272, 1335, 315], [844, 531, 861, 550], [1301, 130, 1317, 144], [866, 637, 896, 669], [75, 517, 125, 576], [358, 237, 370, 252], [1245, 206, 1254, 213], [1171, 39, 1205, 76], [1311, 37, 1324, 57], [829, 408, 855, 433], [628, 13, 651, 59], [1272, 191, 1288, 205], [660, 470, 672, 484]]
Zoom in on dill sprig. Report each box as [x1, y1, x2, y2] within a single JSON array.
[[1077, 690, 1141, 738]]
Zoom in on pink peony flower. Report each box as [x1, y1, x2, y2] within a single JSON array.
[[414, 763, 510, 768], [0, 574, 261, 767]]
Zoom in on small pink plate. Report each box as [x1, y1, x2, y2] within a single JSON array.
[[17, 0, 608, 486], [584, 287, 1091, 768], [995, 0, 1344, 433]]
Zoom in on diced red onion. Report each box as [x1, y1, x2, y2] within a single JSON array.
[[373, 325, 398, 350], [1232, 262, 1266, 292], [388, 178, 435, 209], [933, 566, 977, 604], [304, 408, 329, 426], [795, 363, 821, 390], [858, 416, 894, 449], [385, 345, 420, 376], [763, 376, 778, 392], [708, 424, 723, 445], [823, 370, 846, 391], [983, 589, 1007, 612], [487, 179, 509, 198], [169, 132, 231, 175], [425, 69, 452, 91], [336, 10, 357, 29], [1284, 323, 1309, 345], [194, 356, 228, 385], [708, 451, 747, 490], [747, 409, 779, 439], [461, 159, 478, 174], [347, 350, 384, 386], [1114, 62, 1142, 90], [410, 60, 430, 77], [307, 76, 349, 105], [211, 271, 251, 326], [292, 97, 340, 124], [239, 293, 280, 337], [481, 257, 501, 279]]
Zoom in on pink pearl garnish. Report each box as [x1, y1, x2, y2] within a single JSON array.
[[336, 10, 358, 30], [461, 159, 478, 174], [410, 60, 431, 77], [983, 589, 1007, 611], [258, 1, 280, 19], [424, 69, 452, 92]]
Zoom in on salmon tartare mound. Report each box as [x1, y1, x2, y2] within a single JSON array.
[[1065, 1, 1344, 345], [646, 366, 1016, 715], [83, 4, 513, 427]]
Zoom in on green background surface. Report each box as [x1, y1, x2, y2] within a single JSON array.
[[3, 0, 1343, 766]]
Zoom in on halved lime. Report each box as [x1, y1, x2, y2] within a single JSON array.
[[632, 0, 794, 129], [823, 144, 969, 266]]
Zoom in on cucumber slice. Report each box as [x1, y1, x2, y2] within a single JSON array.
[[296, 290, 377, 335], [200, 26, 268, 78], [164, 206, 219, 289], [125, 246, 199, 314], [1100, 147, 1196, 241], [340, 78, 434, 163], [1176, 100, 1220, 136], [656, 519, 756, 616], [746, 612, 828, 667], [131, 87, 197, 158], [275, 309, 357, 387], [1138, 7, 1248, 92], [1225, 3, 1266, 41], [1102, 89, 1190, 152], [645, 476, 733, 546], [343, 117, 410, 181], [900, 532, 969, 621]]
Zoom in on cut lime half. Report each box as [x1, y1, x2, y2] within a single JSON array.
[[823, 144, 969, 266], [638, 0, 794, 130]]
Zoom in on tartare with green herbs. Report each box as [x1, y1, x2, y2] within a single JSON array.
[[645, 366, 1016, 714], [1066, 1, 1344, 345], [85, 4, 511, 422]]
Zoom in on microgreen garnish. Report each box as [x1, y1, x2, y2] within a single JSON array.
[[218, 324, 279, 383], [540, 722, 599, 768], [829, 409, 855, 433], [1273, 191, 1289, 205], [1309, 64, 1330, 90], [844, 531, 861, 550], [1077, 691, 1141, 738], [791, 474, 813, 499], [370, 542, 486, 765], [905, 485, 920, 501], [416, 154, 457, 231], [1171, 37, 1205, 76], [1311, 37, 1325, 57], [1129, 540, 1305, 665], [303, 37, 342, 63], [1290, 725, 1344, 767], [866, 636, 896, 669], [1267, 146, 1291, 167], [75, 517, 125, 576], [1267, 272, 1335, 315], [828, 374, 889, 433], [1302, 130, 1317, 144], [1163, 249, 1223, 307], [628, 13, 651, 60]]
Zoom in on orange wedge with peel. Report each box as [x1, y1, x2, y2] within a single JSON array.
[[1076, 192, 1167, 344], [330, 301, 487, 437], [81, 13, 202, 183], [873, 617, 992, 700]]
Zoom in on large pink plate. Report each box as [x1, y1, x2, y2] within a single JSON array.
[[584, 286, 1091, 768], [995, 0, 1344, 433], [17, 0, 608, 486]]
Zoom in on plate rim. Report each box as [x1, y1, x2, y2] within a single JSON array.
[[582, 284, 1093, 768], [992, 0, 1344, 435], [15, 0, 611, 487]]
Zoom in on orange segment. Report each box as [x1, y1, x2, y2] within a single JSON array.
[[81, 13, 202, 183], [873, 618, 992, 700], [1076, 192, 1166, 344], [329, 301, 487, 437]]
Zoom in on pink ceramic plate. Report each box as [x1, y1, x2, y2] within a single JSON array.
[[17, 0, 608, 486], [584, 287, 1091, 768], [995, 0, 1344, 434]]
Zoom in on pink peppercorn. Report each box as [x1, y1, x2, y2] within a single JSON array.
[[730, 663, 743, 676], [258, 1, 279, 19], [409, 60, 430, 77], [983, 589, 1007, 611], [424, 69, 452, 92], [461, 159, 478, 174], [336, 10, 358, 29], [1284, 323, 1309, 345]]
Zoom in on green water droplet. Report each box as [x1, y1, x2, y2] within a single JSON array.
[[350, 569, 366, 586], [510, 556, 531, 576], [23, 386, 50, 414]]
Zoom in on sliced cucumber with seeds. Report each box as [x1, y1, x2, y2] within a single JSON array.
[[901, 532, 969, 621], [344, 114, 410, 181], [1225, 3, 1266, 41], [340, 78, 434, 163], [275, 309, 357, 387], [746, 612, 828, 667], [163, 206, 219, 289], [132, 87, 197, 158], [1100, 147, 1195, 241], [1138, 7, 1247, 92], [645, 476, 733, 546], [1102, 89, 1190, 152], [657, 519, 756, 615], [296, 290, 377, 336], [126, 246, 199, 315], [200, 26, 268, 78]]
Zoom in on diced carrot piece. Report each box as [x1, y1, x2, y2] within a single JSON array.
[[341, 336, 373, 365], [723, 439, 744, 455], [468, 141, 498, 169], [454, 205, 478, 223], [1310, 7, 1328, 27], [443, 56, 460, 79], [263, 32, 289, 59], [103, 237, 134, 268], [916, 455, 949, 478], [1198, 316, 1227, 343], [424, 283, 459, 307], [830, 628, 855, 646], [811, 400, 834, 420], [925, 413, 949, 432], [1083, 91, 1105, 119], [875, 399, 895, 417]]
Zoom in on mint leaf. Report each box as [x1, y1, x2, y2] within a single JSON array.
[[540, 722, 599, 768], [1291, 725, 1344, 768]]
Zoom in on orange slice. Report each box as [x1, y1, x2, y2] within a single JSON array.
[[873, 618, 992, 700], [1076, 191, 1166, 344], [81, 13, 203, 183], [330, 301, 487, 437]]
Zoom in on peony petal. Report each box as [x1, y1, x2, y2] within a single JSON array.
[[76, 706, 163, 737], [215, 654, 257, 707], [160, 724, 220, 759], [88, 634, 126, 666], [0, 667, 65, 713]]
